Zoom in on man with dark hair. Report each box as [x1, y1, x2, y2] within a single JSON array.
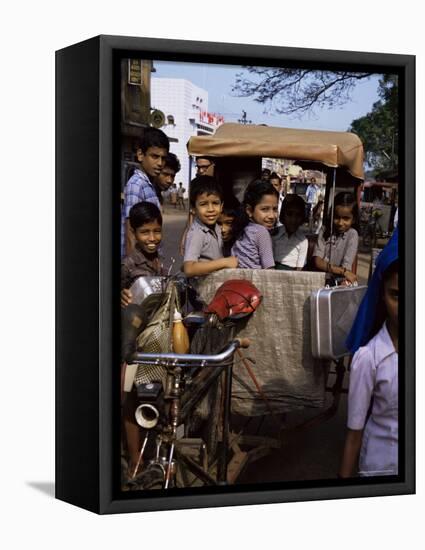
[[121, 127, 169, 257], [177, 182, 186, 209], [195, 156, 215, 177], [305, 177, 320, 219]]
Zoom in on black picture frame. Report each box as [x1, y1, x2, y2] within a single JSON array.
[[56, 34, 415, 514]]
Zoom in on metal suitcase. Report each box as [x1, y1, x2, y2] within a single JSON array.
[[310, 285, 367, 359]]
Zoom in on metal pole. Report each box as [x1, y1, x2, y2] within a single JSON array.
[[329, 167, 337, 264]]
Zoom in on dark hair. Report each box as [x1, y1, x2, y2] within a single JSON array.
[[195, 155, 215, 164], [222, 195, 241, 218], [139, 127, 169, 153], [233, 179, 278, 239], [371, 259, 399, 339], [279, 194, 306, 225], [323, 191, 359, 240], [189, 175, 223, 207], [129, 201, 162, 230], [164, 152, 181, 173], [269, 172, 281, 182]]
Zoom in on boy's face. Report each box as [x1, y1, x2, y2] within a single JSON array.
[[132, 220, 162, 255], [156, 166, 176, 191], [139, 146, 168, 179], [217, 213, 235, 242], [193, 192, 223, 227], [282, 207, 304, 234], [383, 270, 398, 332]]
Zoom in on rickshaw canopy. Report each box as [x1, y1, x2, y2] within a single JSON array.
[[188, 123, 364, 182]]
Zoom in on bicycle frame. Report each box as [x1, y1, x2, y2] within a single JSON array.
[[130, 339, 248, 488]]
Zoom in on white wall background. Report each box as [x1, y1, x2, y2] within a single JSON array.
[[0, 1, 422, 548]]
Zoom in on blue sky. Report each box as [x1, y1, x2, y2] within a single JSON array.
[[154, 60, 382, 132]]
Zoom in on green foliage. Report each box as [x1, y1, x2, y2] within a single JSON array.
[[349, 76, 398, 174]]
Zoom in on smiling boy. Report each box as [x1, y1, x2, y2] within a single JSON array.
[[183, 176, 238, 277], [121, 202, 163, 305]]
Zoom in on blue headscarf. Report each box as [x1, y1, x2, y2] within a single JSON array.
[[346, 228, 398, 354]]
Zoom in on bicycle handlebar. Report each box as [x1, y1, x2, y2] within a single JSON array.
[[130, 338, 250, 368]]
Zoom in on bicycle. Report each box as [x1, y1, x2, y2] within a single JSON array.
[[124, 336, 250, 490]]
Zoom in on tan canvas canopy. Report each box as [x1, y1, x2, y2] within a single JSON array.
[[188, 123, 364, 181]]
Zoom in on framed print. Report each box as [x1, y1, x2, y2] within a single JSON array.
[[56, 35, 415, 514]]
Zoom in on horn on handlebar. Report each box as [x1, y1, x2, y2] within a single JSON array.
[[134, 403, 160, 429]]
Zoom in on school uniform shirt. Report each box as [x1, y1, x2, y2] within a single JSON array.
[[183, 217, 223, 263], [121, 243, 162, 290], [313, 227, 358, 270], [231, 223, 275, 269], [347, 323, 398, 476], [121, 168, 161, 258], [272, 226, 308, 269]]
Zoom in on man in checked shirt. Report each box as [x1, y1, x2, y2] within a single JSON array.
[[121, 127, 169, 258]]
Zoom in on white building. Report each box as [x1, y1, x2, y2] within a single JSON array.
[[151, 78, 224, 193]]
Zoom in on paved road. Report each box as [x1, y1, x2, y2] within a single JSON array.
[[160, 209, 374, 483], [161, 207, 187, 270]]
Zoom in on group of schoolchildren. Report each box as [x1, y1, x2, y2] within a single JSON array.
[[182, 174, 360, 281], [120, 127, 399, 482]]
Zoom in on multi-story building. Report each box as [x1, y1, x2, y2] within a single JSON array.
[[151, 78, 224, 193]]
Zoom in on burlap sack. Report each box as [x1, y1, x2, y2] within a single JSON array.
[[197, 269, 326, 416]]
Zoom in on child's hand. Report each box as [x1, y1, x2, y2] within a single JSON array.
[[344, 270, 358, 284], [224, 256, 238, 269], [121, 288, 132, 308]]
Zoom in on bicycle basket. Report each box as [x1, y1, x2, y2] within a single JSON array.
[[133, 281, 179, 386]]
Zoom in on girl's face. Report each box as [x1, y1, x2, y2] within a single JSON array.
[[383, 270, 398, 332], [133, 220, 162, 254], [333, 205, 354, 234], [246, 194, 278, 230]]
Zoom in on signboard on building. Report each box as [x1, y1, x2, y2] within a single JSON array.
[[128, 59, 142, 86]]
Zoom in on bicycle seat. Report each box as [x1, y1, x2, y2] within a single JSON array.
[[204, 279, 262, 320]]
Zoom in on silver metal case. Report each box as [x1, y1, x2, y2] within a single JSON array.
[[310, 285, 367, 359]]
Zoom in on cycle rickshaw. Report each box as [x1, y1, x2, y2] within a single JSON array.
[[122, 123, 367, 490]]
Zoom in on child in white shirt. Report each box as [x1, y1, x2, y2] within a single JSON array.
[[272, 194, 308, 270], [339, 231, 398, 478]]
